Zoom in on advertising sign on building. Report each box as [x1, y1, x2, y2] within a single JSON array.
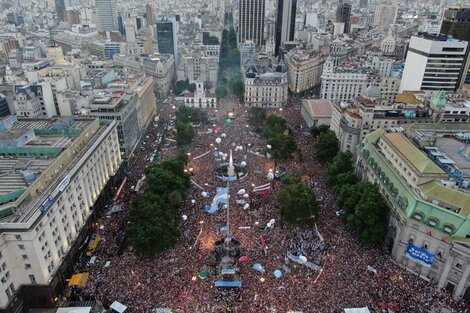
[[39, 195, 55, 214]]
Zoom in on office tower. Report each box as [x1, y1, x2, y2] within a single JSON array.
[[336, 1, 351, 33], [373, 5, 398, 27], [274, 0, 297, 57], [156, 18, 178, 64], [238, 0, 266, 46], [440, 6, 470, 42], [399, 35, 468, 92], [96, 0, 118, 32], [146, 4, 155, 26], [359, 0, 368, 9], [118, 13, 126, 36], [55, 0, 66, 21]]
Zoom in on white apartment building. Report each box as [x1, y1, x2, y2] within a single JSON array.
[[321, 57, 376, 101], [373, 5, 398, 27], [0, 116, 121, 310], [284, 49, 327, 93], [400, 35, 468, 93], [177, 47, 219, 86], [14, 82, 57, 119], [244, 65, 288, 108]]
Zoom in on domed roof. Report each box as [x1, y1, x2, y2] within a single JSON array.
[[366, 85, 381, 98]]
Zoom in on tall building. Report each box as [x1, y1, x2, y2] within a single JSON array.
[[373, 5, 398, 27], [440, 6, 470, 42], [0, 116, 122, 310], [238, 0, 266, 47], [336, 1, 351, 34], [146, 4, 155, 26], [156, 19, 178, 65], [274, 0, 297, 57], [284, 49, 326, 93], [0, 94, 10, 117], [55, 0, 66, 21], [96, 0, 118, 32], [399, 35, 468, 92], [359, 0, 368, 9], [244, 63, 288, 108]]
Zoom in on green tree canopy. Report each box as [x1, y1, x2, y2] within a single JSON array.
[[310, 124, 330, 137], [216, 85, 228, 99], [315, 130, 339, 161], [263, 115, 288, 139], [327, 151, 355, 186], [248, 107, 267, 129], [175, 123, 195, 146], [268, 133, 297, 163], [127, 158, 190, 257], [277, 184, 319, 224]]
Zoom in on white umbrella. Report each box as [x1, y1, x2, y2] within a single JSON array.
[[201, 192, 208, 197], [299, 255, 307, 263], [215, 138, 222, 144], [237, 189, 246, 195], [266, 144, 272, 149], [267, 172, 274, 180], [182, 215, 188, 220], [243, 204, 250, 210], [243, 193, 249, 198], [221, 133, 227, 138], [240, 161, 247, 167], [191, 199, 196, 204]]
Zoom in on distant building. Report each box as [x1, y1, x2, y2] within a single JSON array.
[[238, 0, 265, 46], [244, 63, 288, 108], [400, 35, 468, 92], [55, 0, 66, 21], [156, 19, 178, 65], [440, 6, 470, 42], [336, 1, 351, 33], [374, 5, 398, 27], [96, 0, 118, 32], [0, 94, 10, 117], [274, 0, 297, 57], [284, 49, 326, 93], [146, 4, 155, 26]]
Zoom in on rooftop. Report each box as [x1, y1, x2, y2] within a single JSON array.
[[0, 117, 108, 223], [419, 181, 470, 216], [382, 133, 446, 175], [304, 100, 333, 117]]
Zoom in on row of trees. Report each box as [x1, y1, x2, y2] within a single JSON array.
[[261, 114, 297, 168], [127, 155, 191, 257], [327, 151, 388, 247]]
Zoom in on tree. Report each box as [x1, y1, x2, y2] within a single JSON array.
[[175, 123, 195, 146], [310, 124, 330, 137], [315, 130, 339, 161], [187, 83, 196, 92], [277, 184, 319, 224], [332, 171, 358, 193], [216, 85, 228, 99], [268, 133, 297, 164], [230, 76, 244, 99], [327, 151, 354, 186], [263, 115, 287, 139], [248, 107, 267, 128], [346, 188, 388, 247]]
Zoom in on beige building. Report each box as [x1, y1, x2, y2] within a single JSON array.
[[0, 116, 122, 310], [244, 64, 288, 108], [374, 5, 398, 27], [301, 99, 333, 127], [284, 50, 327, 94]]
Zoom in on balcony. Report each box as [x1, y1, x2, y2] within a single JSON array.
[[340, 117, 360, 135]]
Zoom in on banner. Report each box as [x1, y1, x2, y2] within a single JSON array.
[[405, 244, 435, 267]]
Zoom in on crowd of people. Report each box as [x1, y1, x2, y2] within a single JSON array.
[[76, 97, 468, 312]]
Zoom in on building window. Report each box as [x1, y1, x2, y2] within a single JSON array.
[[24, 264, 31, 270], [18, 244, 25, 250]]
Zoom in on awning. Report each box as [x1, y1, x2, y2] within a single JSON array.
[[67, 273, 89, 288], [110, 301, 128, 313]]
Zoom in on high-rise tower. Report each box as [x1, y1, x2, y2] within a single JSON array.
[[274, 0, 297, 58], [238, 0, 266, 46], [336, 1, 351, 33], [96, 0, 118, 32]]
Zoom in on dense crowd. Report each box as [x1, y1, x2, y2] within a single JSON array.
[[77, 97, 468, 312]]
